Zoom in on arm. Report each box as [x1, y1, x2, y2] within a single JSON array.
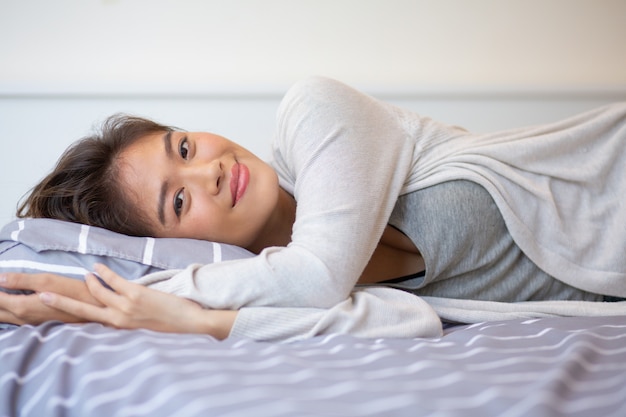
[[0, 267, 236, 338], [231, 287, 443, 342], [137, 77, 420, 309], [1, 266, 442, 342]]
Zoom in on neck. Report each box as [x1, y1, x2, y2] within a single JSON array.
[[246, 187, 296, 254]]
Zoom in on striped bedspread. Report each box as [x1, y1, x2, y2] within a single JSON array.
[[1, 315, 625, 417]]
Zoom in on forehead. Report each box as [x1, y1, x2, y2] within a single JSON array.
[[116, 131, 167, 220], [118, 132, 165, 175]]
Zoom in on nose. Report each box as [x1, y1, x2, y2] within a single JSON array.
[[184, 159, 223, 195]]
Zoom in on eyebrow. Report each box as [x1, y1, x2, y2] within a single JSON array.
[[157, 131, 174, 226]]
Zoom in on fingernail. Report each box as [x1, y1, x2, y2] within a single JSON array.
[[39, 292, 52, 304], [39, 292, 53, 304], [0, 275, 6, 284]]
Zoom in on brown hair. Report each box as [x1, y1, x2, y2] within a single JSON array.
[[17, 114, 174, 237]]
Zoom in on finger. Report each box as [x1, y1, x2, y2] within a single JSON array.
[[84, 273, 124, 308], [0, 291, 83, 325], [92, 264, 143, 306], [39, 292, 109, 324], [0, 272, 46, 291], [0, 273, 94, 304], [0, 314, 24, 325], [92, 264, 132, 292], [0, 291, 29, 318], [0, 304, 23, 325]]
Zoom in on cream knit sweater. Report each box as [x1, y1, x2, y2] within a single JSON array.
[[138, 77, 626, 342]]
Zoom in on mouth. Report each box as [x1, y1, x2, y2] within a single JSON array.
[[230, 161, 249, 207]]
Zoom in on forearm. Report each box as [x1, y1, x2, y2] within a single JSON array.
[[229, 287, 443, 342], [137, 246, 356, 310], [191, 309, 238, 340]]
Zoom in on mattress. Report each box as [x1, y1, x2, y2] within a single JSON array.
[[2, 315, 625, 417]]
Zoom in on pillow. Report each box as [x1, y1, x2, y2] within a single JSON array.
[[0, 218, 254, 294]]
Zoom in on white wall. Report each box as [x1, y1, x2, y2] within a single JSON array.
[[1, 0, 625, 225], [2, 0, 625, 88]]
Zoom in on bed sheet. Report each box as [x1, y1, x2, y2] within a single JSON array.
[[1, 315, 625, 417]]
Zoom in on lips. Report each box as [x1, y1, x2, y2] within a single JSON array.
[[230, 161, 249, 207]]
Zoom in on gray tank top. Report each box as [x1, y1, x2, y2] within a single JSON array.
[[386, 180, 602, 302]]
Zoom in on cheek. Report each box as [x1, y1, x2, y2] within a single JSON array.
[[261, 167, 281, 202], [186, 207, 221, 235]]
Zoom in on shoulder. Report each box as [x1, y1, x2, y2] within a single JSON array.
[[271, 77, 375, 191], [276, 76, 404, 139], [282, 76, 351, 103], [277, 76, 380, 123], [273, 76, 412, 159], [273, 77, 354, 153]]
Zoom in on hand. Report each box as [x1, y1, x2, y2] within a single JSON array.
[[38, 264, 238, 339], [0, 272, 101, 325]]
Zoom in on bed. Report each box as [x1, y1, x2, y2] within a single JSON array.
[[1, 219, 626, 416], [2, 316, 625, 416]]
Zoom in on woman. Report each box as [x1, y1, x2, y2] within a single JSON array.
[[1, 77, 625, 341]]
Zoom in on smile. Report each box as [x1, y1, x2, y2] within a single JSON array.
[[230, 161, 249, 207]]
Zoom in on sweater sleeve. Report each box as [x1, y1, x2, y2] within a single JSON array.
[[136, 77, 419, 309], [229, 287, 443, 342]]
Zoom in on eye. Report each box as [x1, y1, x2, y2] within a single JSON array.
[[173, 188, 185, 217], [179, 137, 190, 160]]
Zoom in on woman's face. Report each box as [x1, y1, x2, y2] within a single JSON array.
[[117, 130, 280, 249]]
